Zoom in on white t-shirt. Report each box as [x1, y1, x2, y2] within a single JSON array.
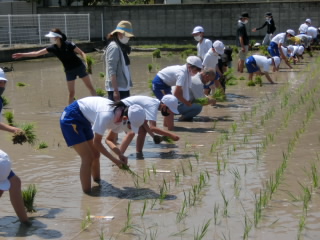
[[202, 49, 219, 71], [121, 96, 160, 121], [157, 64, 191, 101], [197, 38, 212, 60], [271, 32, 286, 44], [189, 74, 205, 101], [291, 45, 299, 56], [252, 55, 270, 72], [307, 26, 318, 39], [77, 96, 120, 135], [280, 46, 290, 57]]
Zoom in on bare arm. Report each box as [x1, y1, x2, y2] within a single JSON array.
[[149, 120, 179, 141], [174, 86, 191, 106], [93, 133, 127, 167], [105, 130, 135, 155], [12, 48, 48, 59], [0, 123, 21, 133], [74, 47, 86, 62]]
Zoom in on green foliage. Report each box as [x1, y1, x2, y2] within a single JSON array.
[[38, 141, 48, 149], [86, 55, 95, 74], [1, 96, 9, 107], [180, 49, 197, 59], [162, 136, 174, 144], [212, 88, 226, 102], [4, 111, 14, 126], [247, 80, 256, 86], [259, 45, 269, 56], [120, 0, 150, 4], [16, 82, 26, 87], [20, 123, 37, 145], [99, 72, 105, 78], [96, 87, 106, 97], [239, 76, 246, 80], [148, 64, 153, 73], [255, 76, 263, 86], [194, 97, 209, 105], [22, 184, 37, 212], [152, 49, 161, 58]]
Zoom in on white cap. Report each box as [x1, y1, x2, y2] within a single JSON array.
[[305, 18, 311, 24], [0, 150, 12, 191], [299, 24, 308, 34], [286, 29, 295, 36], [161, 95, 179, 114], [272, 56, 280, 67], [297, 46, 304, 55], [0, 68, 8, 81], [212, 40, 225, 55], [192, 26, 204, 34], [45, 31, 62, 38], [287, 45, 294, 53], [186, 56, 202, 69], [128, 104, 145, 134]]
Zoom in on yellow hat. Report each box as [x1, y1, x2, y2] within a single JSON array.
[[111, 21, 134, 37]]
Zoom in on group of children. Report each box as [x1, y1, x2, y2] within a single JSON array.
[[1, 14, 319, 225]]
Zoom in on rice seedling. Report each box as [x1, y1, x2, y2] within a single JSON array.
[[194, 151, 200, 164], [150, 198, 157, 210], [4, 111, 15, 126], [96, 87, 106, 97], [220, 190, 229, 217], [254, 193, 262, 227], [311, 162, 319, 188], [193, 97, 209, 105], [148, 63, 153, 73], [254, 76, 263, 87], [170, 228, 189, 237], [180, 49, 197, 59], [162, 136, 174, 143], [120, 165, 140, 178], [233, 178, 241, 198], [176, 197, 188, 223], [231, 122, 237, 134], [174, 170, 180, 185], [159, 179, 168, 203], [37, 141, 48, 149], [188, 159, 193, 173], [229, 167, 241, 181], [140, 199, 147, 217], [216, 154, 221, 176], [244, 164, 247, 176], [212, 88, 226, 102], [121, 201, 133, 233], [149, 227, 158, 240], [193, 219, 211, 240], [98, 227, 105, 240], [22, 184, 37, 212], [16, 82, 27, 87], [85, 55, 95, 74], [247, 80, 256, 87], [297, 214, 306, 240], [243, 215, 252, 240], [212, 119, 218, 129], [152, 49, 161, 58], [152, 164, 157, 175], [239, 76, 246, 80], [99, 72, 105, 78], [1, 96, 9, 106], [213, 203, 219, 225], [180, 162, 186, 176]]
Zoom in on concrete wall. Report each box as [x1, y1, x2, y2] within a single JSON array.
[[37, 1, 320, 45]]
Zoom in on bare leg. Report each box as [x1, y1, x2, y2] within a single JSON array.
[[81, 75, 97, 96], [88, 139, 101, 181], [119, 132, 135, 153], [136, 126, 147, 153], [67, 80, 76, 105], [73, 141, 97, 193], [164, 114, 174, 131], [9, 175, 28, 223]]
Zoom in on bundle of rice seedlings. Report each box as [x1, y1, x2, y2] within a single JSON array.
[[12, 123, 37, 145], [22, 184, 37, 213], [99, 72, 105, 78], [194, 97, 209, 106], [120, 165, 139, 178], [37, 141, 48, 149], [16, 82, 27, 87], [96, 87, 106, 97], [212, 88, 226, 102], [247, 80, 256, 86], [255, 76, 263, 86], [162, 136, 174, 144], [152, 49, 161, 58], [4, 111, 15, 126], [86, 56, 95, 74], [1, 96, 9, 107]]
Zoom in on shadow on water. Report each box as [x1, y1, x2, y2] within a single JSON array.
[[192, 115, 234, 122], [90, 180, 176, 201], [0, 216, 62, 239], [128, 150, 195, 160]]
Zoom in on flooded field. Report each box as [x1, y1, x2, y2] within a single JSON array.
[[1, 50, 320, 240]]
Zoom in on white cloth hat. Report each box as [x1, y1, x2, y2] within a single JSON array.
[[297, 46, 304, 55], [272, 56, 280, 67], [192, 26, 204, 34], [128, 104, 145, 134], [305, 18, 311, 24], [0, 150, 12, 191], [45, 31, 62, 38], [0, 68, 8, 81], [299, 24, 308, 34], [286, 29, 295, 36], [161, 95, 179, 114], [212, 40, 225, 55], [186, 56, 202, 69], [287, 45, 294, 53]]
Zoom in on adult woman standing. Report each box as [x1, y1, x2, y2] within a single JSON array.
[[60, 96, 145, 193], [12, 28, 96, 104], [105, 21, 134, 101]]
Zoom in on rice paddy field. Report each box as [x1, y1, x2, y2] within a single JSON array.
[[1, 49, 320, 240]]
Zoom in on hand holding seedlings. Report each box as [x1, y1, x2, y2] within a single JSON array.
[[153, 135, 163, 144]]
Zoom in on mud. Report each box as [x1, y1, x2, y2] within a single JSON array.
[[1, 51, 320, 240]]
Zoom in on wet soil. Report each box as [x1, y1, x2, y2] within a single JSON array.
[[1, 51, 320, 240]]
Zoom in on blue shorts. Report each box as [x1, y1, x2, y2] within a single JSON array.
[[204, 80, 215, 89], [60, 101, 94, 147], [245, 56, 260, 73], [65, 64, 88, 81], [8, 170, 15, 180], [267, 42, 280, 57], [152, 75, 172, 100]]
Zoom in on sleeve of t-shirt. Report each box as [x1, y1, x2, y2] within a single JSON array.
[[175, 70, 185, 87], [68, 42, 77, 51], [46, 45, 55, 53], [202, 54, 209, 68]]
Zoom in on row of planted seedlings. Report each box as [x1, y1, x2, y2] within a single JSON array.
[[172, 57, 320, 239], [77, 56, 319, 239], [202, 56, 320, 239]]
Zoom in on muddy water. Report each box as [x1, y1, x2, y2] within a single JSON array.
[[1, 51, 320, 240]]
